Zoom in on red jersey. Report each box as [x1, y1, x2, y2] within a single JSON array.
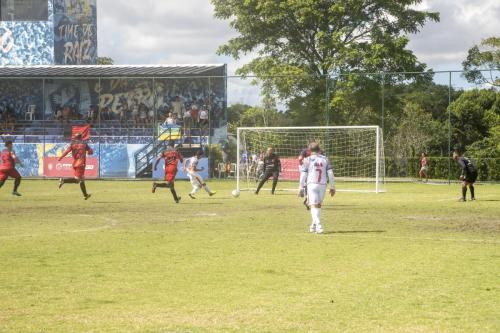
[[162, 148, 183, 169], [0, 149, 15, 170], [60, 142, 93, 168]]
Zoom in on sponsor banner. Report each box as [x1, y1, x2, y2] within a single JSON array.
[[152, 158, 208, 180], [43, 156, 98, 178], [280, 158, 300, 181]]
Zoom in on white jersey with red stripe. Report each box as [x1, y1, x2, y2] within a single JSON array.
[[300, 154, 332, 186]]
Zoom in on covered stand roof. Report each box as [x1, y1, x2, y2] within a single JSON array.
[[0, 64, 226, 78]]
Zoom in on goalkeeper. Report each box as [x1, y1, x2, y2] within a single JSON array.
[[255, 147, 281, 195], [453, 151, 477, 201]]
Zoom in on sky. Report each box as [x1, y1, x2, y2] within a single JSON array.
[[96, 0, 500, 104]]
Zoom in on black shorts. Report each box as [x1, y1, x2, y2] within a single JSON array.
[[464, 171, 478, 183]]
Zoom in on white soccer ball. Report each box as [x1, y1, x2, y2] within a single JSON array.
[[231, 189, 240, 198]]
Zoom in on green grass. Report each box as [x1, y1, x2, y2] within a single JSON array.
[[0, 180, 499, 332]]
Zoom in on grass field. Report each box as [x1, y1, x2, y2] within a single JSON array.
[[0, 180, 499, 332]]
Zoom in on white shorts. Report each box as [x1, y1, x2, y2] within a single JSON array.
[[188, 172, 204, 188], [307, 183, 327, 205]]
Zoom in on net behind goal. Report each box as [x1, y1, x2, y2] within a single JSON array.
[[236, 126, 385, 193]]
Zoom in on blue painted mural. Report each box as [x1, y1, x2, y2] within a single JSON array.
[[0, 0, 97, 65], [0, 0, 54, 65]]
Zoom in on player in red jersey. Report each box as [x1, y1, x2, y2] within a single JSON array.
[[152, 142, 183, 203], [57, 133, 93, 200], [0, 140, 23, 196]]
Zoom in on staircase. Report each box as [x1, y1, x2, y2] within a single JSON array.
[[134, 127, 205, 178]]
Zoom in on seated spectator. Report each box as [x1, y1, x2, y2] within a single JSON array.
[[190, 104, 199, 127], [139, 103, 148, 126], [131, 101, 139, 125], [163, 112, 176, 126], [199, 106, 209, 129]]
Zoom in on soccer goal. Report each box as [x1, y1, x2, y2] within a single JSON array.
[[236, 126, 385, 193]]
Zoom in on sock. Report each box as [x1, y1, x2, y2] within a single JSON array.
[[462, 186, 467, 199], [203, 184, 212, 194], [0, 180, 4, 189], [256, 179, 265, 193], [13, 178, 21, 192], [271, 176, 278, 194], [470, 185, 475, 199], [156, 183, 170, 188], [170, 188, 179, 201], [191, 186, 200, 195], [79, 181, 88, 197], [311, 207, 321, 227], [64, 178, 79, 184]]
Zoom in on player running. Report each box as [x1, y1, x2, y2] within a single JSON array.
[[152, 142, 183, 203], [453, 151, 478, 202], [0, 140, 23, 196], [57, 133, 93, 200], [183, 150, 216, 199], [299, 142, 336, 234], [255, 147, 281, 195], [419, 152, 429, 182]]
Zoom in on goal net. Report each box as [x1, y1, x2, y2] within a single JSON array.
[[236, 126, 385, 193]]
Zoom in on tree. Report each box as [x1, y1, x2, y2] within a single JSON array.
[[97, 57, 114, 65], [449, 89, 500, 152], [213, 0, 439, 124], [462, 37, 500, 87]]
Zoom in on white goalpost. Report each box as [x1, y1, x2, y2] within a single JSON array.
[[236, 126, 385, 193]]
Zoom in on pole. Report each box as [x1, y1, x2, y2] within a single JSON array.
[[236, 127, 240, 191], [448, 71, 452, 184], [325, 75, 330, 126], [375, 126, 380, 193], [381, 72, 385, 134]]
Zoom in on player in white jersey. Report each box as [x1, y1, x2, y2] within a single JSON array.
[[183, 150, 216, 199], [299, 142, 336, 234]]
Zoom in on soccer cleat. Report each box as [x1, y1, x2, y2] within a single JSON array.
[[189, 193, 196, 199], [152, 182, 157, 193], [316, 228, 324, 234], [470, 197, 475, 201], [254, 191, 258, 195], [84, 194, 91, 200], [458, 197, 466, 202], [309, 225, 316, 233], [209, 191, 216, 196], [175, 196, 181, 203], [12, 191, 22, 197], [58, 178, 64, 189]]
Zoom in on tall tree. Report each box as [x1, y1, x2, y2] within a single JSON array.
[[462, 37, 500, 87], [213, 0, 439, 124], [97, 57, 114, 65]]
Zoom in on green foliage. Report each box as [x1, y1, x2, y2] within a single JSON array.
[[227, 103, 293, 134], [449, 89, 500, 152], [462, 36, 500, 87], [97, 56, 114, 65], [213, 0, 439, 124]]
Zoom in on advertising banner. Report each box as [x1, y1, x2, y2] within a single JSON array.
[[43, 156, 98, 178], [280, 158, 300, 181]]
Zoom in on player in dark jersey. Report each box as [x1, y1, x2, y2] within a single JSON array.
[[0, 140, 23, 196], [152, 142, 183, 203], [57, 133, 93, 200], [453, 151, 478, 201], [255, 147, 281, 195]]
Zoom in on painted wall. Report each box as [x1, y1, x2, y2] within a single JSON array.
[[0, 0, 97, 65]]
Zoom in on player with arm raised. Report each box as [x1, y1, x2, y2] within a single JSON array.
[[453, 151, 478, 201], [0, 140, 23, 196], [57, 133, 93, 200], [255, 147, 281, 195], [183, 150, 216, 199], [152, 142, 182, 203], [299, 142, 335, 234]]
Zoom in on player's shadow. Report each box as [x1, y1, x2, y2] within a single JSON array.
[[322, 230, 386, 235], [478, 199, 499, 202]]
